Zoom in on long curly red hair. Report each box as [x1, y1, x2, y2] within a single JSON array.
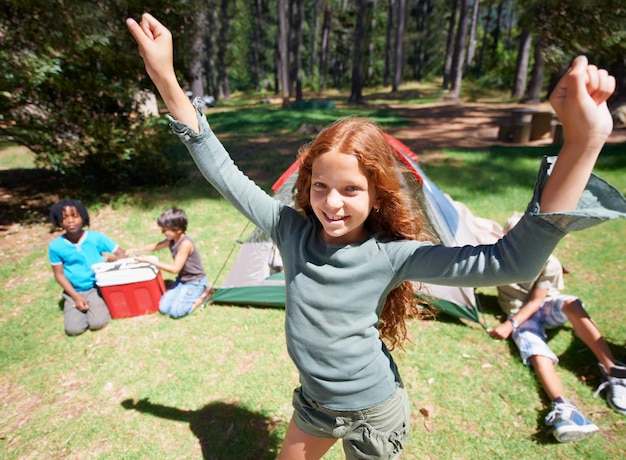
[[294, 117, 432, 350]]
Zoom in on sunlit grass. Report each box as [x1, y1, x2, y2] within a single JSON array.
[[0, 143, 36, 169], [1, 106, 625, 459]]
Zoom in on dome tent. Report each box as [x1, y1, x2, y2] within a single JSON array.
[[206, 133, 502, 326]]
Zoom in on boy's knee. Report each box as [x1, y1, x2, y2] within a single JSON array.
[[158, 295, 173, 315], [562, 298, 585, 315], [89, 318, 110, 331], [65, 324, 88, 336], [64, 312, 88, 335], [169, 304, 192, 318]]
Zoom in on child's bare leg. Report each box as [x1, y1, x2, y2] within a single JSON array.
[[277, 417, 337, 460], [531, 354, 564, 400], [562, 299, 616, 370], [561, 298, 626, 415]]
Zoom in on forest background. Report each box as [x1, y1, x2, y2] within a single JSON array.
[[1, 0, 625, 202], [1, 1, 626, 458]]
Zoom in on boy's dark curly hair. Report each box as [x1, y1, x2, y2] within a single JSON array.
[[157, 207, 188, 231], [49, 200, 90, 227]]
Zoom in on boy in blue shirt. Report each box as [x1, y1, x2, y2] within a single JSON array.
[[48, 199, 126, 335]]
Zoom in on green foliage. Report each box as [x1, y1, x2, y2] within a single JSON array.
[[525, 0, 626, 73], [222, 0, 255, 92], [472, 46, 520, 91], [2, 0, 624, 195], [0, 0, 195, 191], [74, 118, 191, 193]]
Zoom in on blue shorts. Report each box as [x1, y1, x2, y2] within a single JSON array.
[[158, 276, 207, 318], [291, 386, 410, 460], [512, 295, 581, 365]]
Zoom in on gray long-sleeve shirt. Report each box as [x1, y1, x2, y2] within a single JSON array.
[[170, 107, 626, 411]]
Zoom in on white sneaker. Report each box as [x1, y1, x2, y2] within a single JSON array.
[[594, 363, 626, 415], [544, 401, 599, 442]]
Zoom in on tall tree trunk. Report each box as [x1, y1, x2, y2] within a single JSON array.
[[207, 1, 219, 98], [189, 4, 207, 99], [512, 28, 531, 100], [383, 0, 395, 87], [466, 0, 480, 70], [294, 0, 304, 101], [216, 0, 231, 100], [412, 0, 428, 80], [319, 3, 331, 91], [271, 0, 278, 94], [251, 0, 263, 91], [525, 36, 545, 104], [288, 0, 296, 97], [449, 0, 470, 96], [442, 0, 459, 89], [367, 0, 377, 82], [490, 0, 505, 62], [476, 0, 494, 75], [349, 0, 367, 103], [310, 0, 321, 77], [277, 0, 290, 101], [392, 0, 407, 92]]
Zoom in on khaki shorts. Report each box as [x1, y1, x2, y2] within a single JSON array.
[[292, 386, 410, 460]]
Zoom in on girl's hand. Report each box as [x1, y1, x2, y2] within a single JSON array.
[[126, 13, 199, 131], [549, 56, 615, 149], [126, 13, 175, 87], [539, 56, 615, 213]]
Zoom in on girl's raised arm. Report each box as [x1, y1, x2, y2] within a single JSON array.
[[539, 56, 615, 213], [126, 13, 198, 131]]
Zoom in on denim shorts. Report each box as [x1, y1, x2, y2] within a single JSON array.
[[158, 276, 207, 318], [512, 294, 581, 365], [292, 385, 410, 460]]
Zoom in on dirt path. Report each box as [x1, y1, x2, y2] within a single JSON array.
[[384, 100, 626, 153]]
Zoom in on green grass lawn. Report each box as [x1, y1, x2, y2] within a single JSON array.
[[1, 99, 625, 459]]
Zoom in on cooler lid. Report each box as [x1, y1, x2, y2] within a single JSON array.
[[93, 257, 160, 286]]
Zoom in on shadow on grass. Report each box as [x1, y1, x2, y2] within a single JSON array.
[[556, 330, 626, 393], [121, 398, 282, 459]]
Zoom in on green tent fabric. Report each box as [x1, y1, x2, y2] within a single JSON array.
[[210, 272, 286, 307], [417, 294, 481, 324]]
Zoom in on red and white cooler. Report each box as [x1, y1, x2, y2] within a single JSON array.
[[92, 257, 166, 319]]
